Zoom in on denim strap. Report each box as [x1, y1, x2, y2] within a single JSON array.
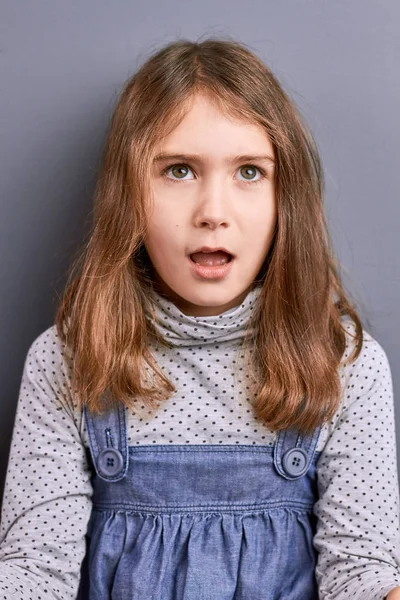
[[84, 402, 129, 482], [273, 423, 322, 481]]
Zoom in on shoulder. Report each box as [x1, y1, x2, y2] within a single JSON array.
[[341, 321, 392, 414], [27, 322, 70, 359], [339, 319, 391, 394], [22, 324, 80, 419], [25, 323, 74, 381], [316, 319, 392, 452], [341, 318, 389, 362]]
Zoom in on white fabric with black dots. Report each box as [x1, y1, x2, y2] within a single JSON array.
[[0, 285, 400, 599]]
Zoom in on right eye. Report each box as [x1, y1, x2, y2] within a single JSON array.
[[162, 164, 195, 182]]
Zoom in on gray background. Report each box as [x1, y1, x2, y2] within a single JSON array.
[[1, 0, 399, 503]]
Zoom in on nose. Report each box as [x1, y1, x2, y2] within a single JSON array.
[[193, 176, 230, 229]]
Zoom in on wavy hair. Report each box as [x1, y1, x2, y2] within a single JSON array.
[[55, 36, 363, 435]]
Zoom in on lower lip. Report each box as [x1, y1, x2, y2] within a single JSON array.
[[188, 256, 234, 279]]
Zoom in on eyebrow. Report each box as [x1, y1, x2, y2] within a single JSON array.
[[153, 152, 275, 165]]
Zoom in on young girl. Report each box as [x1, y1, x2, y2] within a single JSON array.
[[1, 37, 400, 600]]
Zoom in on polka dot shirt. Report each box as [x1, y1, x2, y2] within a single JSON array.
[[0, 285, 400, 599]]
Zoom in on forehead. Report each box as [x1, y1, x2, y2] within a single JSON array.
[[154, 94, 274, 160]]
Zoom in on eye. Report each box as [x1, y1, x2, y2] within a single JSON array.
[[237, 165, 266, 185], [161, 163, 267, 185], [162, 164, 195, 181]]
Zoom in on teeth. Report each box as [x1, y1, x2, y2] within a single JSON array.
[[198, 256, 228, 266], [190, 250, 231, 266]]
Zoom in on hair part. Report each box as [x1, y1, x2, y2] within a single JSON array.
[[55, 36, 363, 435]]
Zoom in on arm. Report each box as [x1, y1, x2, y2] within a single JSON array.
[[313, 329, 400, 599], [0, 326, 93, 599], [387, 588, 400, 599]]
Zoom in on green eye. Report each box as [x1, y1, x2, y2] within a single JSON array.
[[240, 166, 258, 180], [170, 165, 190, 179], [162, 164, 194, 181]]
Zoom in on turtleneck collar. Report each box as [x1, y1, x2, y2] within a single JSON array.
[[145, 285, 262, 347]]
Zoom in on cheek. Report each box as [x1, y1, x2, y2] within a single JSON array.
[[246, 207, 276, 235], [144, 215, 180, 256], [245, 209, 276, 254]]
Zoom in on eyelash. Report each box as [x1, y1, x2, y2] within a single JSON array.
[[161, 163, 268, 186]]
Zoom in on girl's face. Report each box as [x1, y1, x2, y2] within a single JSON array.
[[145, 93, 277, 317]]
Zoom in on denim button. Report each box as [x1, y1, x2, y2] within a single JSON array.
[[282, 447, 308, 477], [98, 448, 124, 477]]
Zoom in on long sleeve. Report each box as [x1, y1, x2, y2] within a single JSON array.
[[313, 331, 400, 599], [0, 327, 93, 599]]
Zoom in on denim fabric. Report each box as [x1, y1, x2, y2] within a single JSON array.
[[77, 405, 322, 600]]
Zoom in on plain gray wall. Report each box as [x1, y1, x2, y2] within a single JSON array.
[[1, 0, 399, 502]]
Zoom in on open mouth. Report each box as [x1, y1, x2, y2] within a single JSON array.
[[187, 251, 234, 279], [189, 251, 233, 265]]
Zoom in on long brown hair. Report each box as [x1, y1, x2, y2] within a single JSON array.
[[55, 36, 364, 435]]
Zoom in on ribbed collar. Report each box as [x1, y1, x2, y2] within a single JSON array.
[[145, 285, 262, 347]]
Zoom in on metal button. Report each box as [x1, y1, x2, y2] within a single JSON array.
[[98, 448, 124, 477], [281, 447, 308, 477]]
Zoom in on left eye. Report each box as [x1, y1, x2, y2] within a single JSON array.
[[238, 165, 261, 182]]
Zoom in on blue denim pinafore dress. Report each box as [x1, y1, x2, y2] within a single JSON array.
[[77, 404, 322, 599]]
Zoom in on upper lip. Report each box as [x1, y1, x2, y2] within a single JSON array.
[[189, 246, 235, 257]]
